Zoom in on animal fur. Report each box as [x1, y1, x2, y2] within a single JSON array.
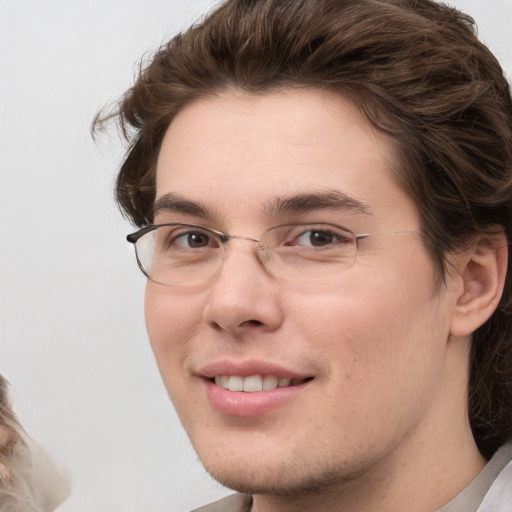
[[0, 375, 69, 511]]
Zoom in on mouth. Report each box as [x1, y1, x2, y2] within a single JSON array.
[[200, 360, 315, 416], [211, 375, 314, 392]]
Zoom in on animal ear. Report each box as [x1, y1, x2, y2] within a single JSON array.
[[450, 230, 508, 338]]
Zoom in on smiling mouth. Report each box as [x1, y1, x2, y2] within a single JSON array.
[[211, 375, 314, 392]]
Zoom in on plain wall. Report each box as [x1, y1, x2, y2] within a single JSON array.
[[1, 1, 511, 511]]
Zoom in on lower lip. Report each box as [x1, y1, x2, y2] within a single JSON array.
[[204, 379, 311, 417]]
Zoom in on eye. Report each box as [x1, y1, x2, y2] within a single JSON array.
[[174, 231, 213, 248], [289, 226, 351, 248], [154, 225, 220, 252], [296, 229, 339, 247]]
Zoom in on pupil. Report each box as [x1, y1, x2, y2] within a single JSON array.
[[311, 231, 332, 246], [188, 232, 208, 247]]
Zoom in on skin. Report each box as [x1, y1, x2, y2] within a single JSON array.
[[145, 88, 490, 512]]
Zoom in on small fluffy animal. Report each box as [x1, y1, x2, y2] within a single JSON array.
[[0, 374, 69, 511]]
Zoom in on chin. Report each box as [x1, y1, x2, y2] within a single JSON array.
[[197, 442, 357, 498], [0, 375, 70, 512]]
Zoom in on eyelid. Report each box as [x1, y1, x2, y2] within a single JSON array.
[[291, 223, 353, 237], [153, 222, 221, 233], [152, 219, 221, 234], [268, 221, 355, 235], [172, 224, 230, 245]]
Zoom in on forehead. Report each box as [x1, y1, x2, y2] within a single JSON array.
[[155, 88, 418, 229]]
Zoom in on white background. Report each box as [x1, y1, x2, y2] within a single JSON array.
[[0, 1, 511, 511]]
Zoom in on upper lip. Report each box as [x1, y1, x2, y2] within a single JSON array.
[[199, 359, 312, 379]]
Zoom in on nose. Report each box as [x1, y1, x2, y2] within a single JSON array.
[[202, 239, 284, 335]]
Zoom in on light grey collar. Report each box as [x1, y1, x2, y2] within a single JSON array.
[[436, 442, 512, 512]]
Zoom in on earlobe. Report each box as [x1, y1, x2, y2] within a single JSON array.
[[450, 230, 508, 338]]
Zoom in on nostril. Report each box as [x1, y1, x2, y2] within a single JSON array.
[[242, 319, 264, 327]]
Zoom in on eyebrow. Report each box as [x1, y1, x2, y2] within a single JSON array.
[[153, 190, 371, 222], [264, 191, 372, 217], [154, 193, 214, 219]]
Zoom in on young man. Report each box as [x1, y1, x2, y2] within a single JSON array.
[[98, 0, 512, 510]]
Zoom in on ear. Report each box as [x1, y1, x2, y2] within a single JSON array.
[[450, 230, 508, 338]]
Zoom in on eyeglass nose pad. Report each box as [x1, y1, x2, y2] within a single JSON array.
[[256, 242, 266, 253], [253, 240, 272, 261], [254, 242, 278, 280], [216, 236, 275, 279], [219, 236, 263, 262]]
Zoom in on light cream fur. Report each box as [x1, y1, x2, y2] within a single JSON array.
[[0, 375, 70, 512]]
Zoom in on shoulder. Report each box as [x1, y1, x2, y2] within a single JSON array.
[[191, 493, 252, 512]]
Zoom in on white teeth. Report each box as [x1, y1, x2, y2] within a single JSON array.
[[278, 377, 291, 387], [227, 376, 244, 392], [214, 374, 296, 392], [215, 375, 229, 388], [243, 375, 262, 392], [262, 375, 278, 390]]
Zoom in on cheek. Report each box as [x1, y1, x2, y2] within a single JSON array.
[[293, 269, 449, 395], [144, 285, 215, 434], [290, 288, 449, 449], [144, 283, 204, 379]]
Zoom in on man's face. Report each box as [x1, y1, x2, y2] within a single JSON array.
[[145, 89, 463, 494]]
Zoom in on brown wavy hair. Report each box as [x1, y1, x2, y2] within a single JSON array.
[[95, 0, 512, 458]]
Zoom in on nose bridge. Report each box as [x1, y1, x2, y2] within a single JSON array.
[[227, 233, 261, 245], [221, 234, 267, 270], [203, 234, 283, 333]]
